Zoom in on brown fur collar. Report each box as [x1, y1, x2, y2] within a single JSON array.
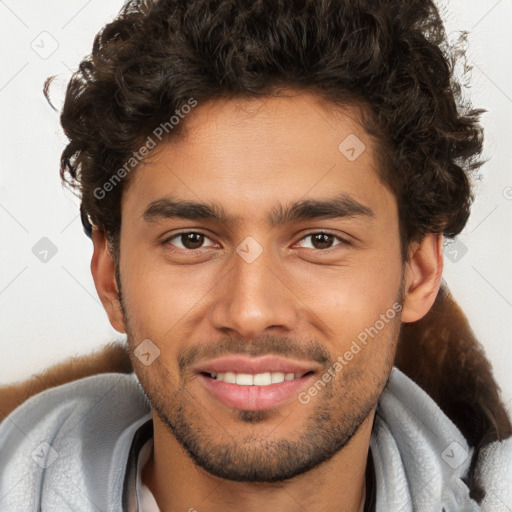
[[1, 283, 510, 502], [395, 284, 512, 502]]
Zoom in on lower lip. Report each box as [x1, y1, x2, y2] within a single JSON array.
[[198, 373, 315, 411]]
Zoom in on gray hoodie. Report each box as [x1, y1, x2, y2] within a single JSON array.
[[0, 367, 511, 511]]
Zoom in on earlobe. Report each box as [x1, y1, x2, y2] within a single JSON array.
[[401, 234, 444, 323], [90, 228, 126, 333]]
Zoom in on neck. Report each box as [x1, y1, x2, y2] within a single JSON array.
[[142, 409, 375, 512]]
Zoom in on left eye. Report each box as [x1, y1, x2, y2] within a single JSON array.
[[296, 232, 345, 250]]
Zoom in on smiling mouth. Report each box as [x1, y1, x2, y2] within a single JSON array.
[[201, 370, 315, 386]]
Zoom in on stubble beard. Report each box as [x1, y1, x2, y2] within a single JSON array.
[[118, 265, 403, 482]]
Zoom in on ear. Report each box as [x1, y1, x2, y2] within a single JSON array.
[[90, 228, 126, 333], [401, 233, 444, 323]]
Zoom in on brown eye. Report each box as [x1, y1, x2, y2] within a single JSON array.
[[181, 232, 205, 249], [296, 232, 346, 250], [165, 231, 215, 250], [311, 233, 335, 249]]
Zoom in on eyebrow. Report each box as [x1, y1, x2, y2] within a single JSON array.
[[142, 192, 375, 227]]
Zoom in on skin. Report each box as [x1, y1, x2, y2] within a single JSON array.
[[91, 91, 443, 512]]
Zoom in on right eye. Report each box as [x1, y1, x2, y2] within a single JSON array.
[[163, 231, 218, 251]]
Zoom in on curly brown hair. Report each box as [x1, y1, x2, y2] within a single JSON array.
[[47, 0, 485, 262]]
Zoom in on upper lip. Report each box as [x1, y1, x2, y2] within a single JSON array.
[[193, 355, 320, 376]]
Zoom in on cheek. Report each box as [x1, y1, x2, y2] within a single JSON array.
[[291, 250, 402, 317], [287, 251, 403, 354], [119, 249, 220, 340]]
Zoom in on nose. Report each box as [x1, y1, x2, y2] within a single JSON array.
[[209, 244, 297, 339]]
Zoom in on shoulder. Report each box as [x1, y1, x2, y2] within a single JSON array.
[[0, 341, 133, 420], [476, 437, 512, 510], [0, 371, 146, 434], [374, 367, 512, 510], [0, 372, 150, 511]]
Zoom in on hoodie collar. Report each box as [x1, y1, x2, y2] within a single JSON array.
[[371, 367, 480, 511], [122, 367, 480, 512]]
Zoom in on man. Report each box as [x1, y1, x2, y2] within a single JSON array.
[[1, 0, 511, 511]]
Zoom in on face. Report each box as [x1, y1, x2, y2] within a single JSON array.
[[113, 92, 406, 482]]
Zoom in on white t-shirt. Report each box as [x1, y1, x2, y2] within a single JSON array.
[[136, 437, 162, 512]]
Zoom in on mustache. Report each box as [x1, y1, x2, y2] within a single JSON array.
[[177, 335, 332, 373]]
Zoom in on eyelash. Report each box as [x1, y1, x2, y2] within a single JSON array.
[[162, 230, 350, 253]]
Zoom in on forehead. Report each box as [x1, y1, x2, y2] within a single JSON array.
[[122, 91, 395, 225]]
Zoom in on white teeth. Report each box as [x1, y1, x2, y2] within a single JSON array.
[[271, 372, 285, 384], [235, 373, 254, 385], [253, 372, 272, 386], [211, 371, 304, 385], [223, 372, 236, 384]]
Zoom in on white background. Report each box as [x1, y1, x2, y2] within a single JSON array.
[[1, 0, 511, 415]]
